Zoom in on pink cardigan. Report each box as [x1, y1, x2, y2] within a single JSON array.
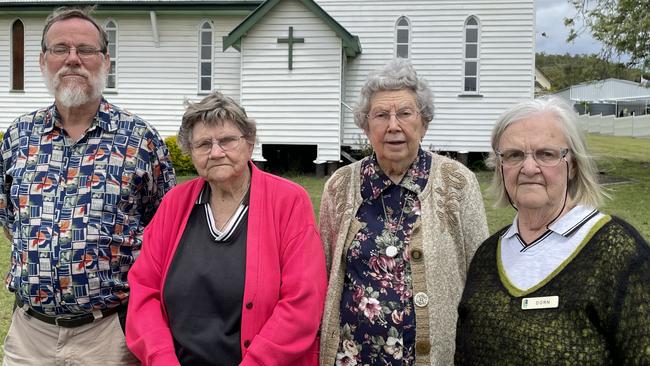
[[126, 163, 327, 365]]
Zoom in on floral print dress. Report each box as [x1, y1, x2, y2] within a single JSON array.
[[336, 148, 431, 366]]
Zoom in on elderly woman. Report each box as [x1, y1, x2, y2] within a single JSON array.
[[319, 59, 489, 365], [455, 98, 650, 364], [125, 92, 327, 366]]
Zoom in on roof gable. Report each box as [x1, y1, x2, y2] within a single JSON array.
[[222, 0, 361, 57]]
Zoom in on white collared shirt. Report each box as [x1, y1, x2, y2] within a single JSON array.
[[500, 205, 605, 291]]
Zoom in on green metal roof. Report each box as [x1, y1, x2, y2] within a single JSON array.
[[0, 1, 262, 12], [223, 0, 361, 58]]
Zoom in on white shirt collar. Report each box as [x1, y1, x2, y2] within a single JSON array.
[[502, 205, 599, 240]]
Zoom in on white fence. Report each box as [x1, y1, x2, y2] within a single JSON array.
[[577, 114, 650, 138]]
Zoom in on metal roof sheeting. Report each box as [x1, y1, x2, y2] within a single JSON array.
[[552, 78, 650, 102]]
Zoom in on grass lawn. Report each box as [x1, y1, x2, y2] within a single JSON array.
[[0, 133, 647, 355]]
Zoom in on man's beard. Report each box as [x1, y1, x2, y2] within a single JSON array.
[[43, 62, 107, 108]]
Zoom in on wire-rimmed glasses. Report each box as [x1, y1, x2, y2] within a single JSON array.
[[190, 135, 246, 155], [496, 148, 569, 167], [45, 45, 104, 59], [366, 108, 421, 124]]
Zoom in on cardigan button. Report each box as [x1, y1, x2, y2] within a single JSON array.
[[243, 340, 251, 348], [414, 292, 429, 307], [246, 302, 253, 309], [415, 340, 431, 355], [410, 249, 423, 261]]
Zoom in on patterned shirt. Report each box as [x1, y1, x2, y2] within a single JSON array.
[[0, 99, 176, 315], [337, 148, 430, 366]]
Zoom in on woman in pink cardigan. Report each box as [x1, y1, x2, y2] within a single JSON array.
[[126, 92, 327, 366]]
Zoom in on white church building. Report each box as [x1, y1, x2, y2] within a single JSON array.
[[0, 0, 535, 169]]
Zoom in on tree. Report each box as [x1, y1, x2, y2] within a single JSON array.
[[566, 0, 650, 68]]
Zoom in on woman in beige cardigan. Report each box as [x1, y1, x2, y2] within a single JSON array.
[[319, 59, 489, 366]]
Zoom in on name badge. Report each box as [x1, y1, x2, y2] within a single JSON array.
[[521, 295, 559, 310]]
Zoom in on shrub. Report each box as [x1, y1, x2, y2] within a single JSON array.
[[164, 136, 197, 176]]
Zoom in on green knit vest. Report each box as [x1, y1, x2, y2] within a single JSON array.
[[455, 216, 650, 365]]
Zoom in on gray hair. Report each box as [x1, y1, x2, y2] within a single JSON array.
[[41, 6, 108, 54], [488, 97, 607, 208], [178, 92, 257, 154], [353, 58, 434, 130]]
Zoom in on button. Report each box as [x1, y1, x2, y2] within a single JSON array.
[[410, 249, 423, 261], [385, 245, 398, 258], [415, 340, 431, 355], [414, 292, 429, 307], [245, 302, 253, 309], [243, 340, 251, 348]]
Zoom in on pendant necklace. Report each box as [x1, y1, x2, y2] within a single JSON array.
[[380, 189, 407, 258]]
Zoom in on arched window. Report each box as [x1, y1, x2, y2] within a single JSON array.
[[199, 21, 213, 93], [104, 20, 118, 89], [463, 16, 480, 92], [11, 19, 24, 91], [395, 16, 410, 59]]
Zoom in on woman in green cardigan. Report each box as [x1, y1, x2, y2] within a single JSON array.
[[455, 97, 650, 365]]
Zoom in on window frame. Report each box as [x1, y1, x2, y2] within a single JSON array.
[[462, 16, 480, 94], [104, 19, 118, 91], [394, 16, 411, 59], [11, 18, 25, 91], [198, 20, 214, 94]]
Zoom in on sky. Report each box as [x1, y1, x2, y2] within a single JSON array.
[[535, 0, 601, 55]]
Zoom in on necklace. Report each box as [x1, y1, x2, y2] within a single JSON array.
[[380, 189, 407, 258]]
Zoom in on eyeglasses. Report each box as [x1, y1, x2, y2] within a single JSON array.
[[45, 45, 104, 59], [366, 108, 420, 124], [191, 135, 246, 154], [496, 148, 569, 167]]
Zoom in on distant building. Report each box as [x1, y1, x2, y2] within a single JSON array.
[[551, 78, 650, 117]]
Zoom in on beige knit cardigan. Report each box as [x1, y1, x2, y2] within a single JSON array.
[[318, 152, 489, 366]]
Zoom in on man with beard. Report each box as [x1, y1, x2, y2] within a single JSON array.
[[0, 7, 176, 365]]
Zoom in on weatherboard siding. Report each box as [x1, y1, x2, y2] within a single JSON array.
[[1, 0, 534, 160], [95, 14, 244, 137], [317, 0, 534, 152], [240, 0, 342, 162], [0, 12, 245, 137], [0, 15, 53, 124]]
